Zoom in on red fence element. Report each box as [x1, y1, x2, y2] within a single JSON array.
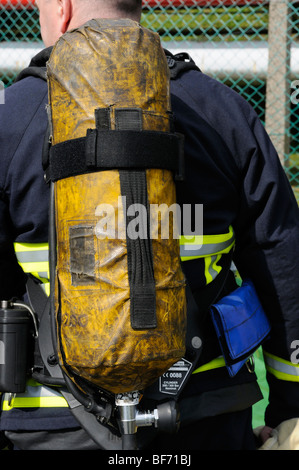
[[0, 0, 35, 9]]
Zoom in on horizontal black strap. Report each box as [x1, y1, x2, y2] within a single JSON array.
[[47, 130, 185, 182]]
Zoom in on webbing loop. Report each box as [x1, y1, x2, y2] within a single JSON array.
[[192, 356, 226, 374]]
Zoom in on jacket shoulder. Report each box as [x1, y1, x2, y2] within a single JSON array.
[[0, 77, 48, 188], [4, 76, 47, 115], [171, 68, 252, 119]]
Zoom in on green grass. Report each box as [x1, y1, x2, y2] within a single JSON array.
[[141, 6, 269, 41], [252, 347, 269, 429], [251, 158, 299, 425]]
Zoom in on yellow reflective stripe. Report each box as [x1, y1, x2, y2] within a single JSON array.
[[43, 282, 50, 296], [18, 262, 49, 274], [27, 378, 42, 386], [180, 225, 234, 246], [180, 225, 235, 262], [264, 351, 299, 382], [2, 396, 68, 410], [2, 381, 68, 410], [14, 242, 49, 255], [193, 356, 226, 374], [14, 242, 50, 282], [204, 254, 222, 285]]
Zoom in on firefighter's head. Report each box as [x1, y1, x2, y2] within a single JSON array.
[[35, 0, 142, 47]]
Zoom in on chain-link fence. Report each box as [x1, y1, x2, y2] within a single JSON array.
[[0, 0, 299, 198]]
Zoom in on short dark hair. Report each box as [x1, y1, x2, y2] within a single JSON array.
[[75, 0, 142, 22], [102, 0, 142, 15]]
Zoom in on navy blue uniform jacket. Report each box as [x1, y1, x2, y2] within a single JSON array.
[[1, 48, 299, 431]]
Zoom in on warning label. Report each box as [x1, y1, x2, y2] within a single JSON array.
[[159, 358, 192, 395]]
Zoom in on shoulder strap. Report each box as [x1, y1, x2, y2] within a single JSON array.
[[164, 49, 200, 80], [15, 46, 53, 82], [16, 46, 198, 83]]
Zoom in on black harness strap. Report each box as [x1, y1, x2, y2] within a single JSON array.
[[15, 47, 199, 84], [45, 129, 185, 183], [164, 50, 200, 80], [15, 47, 53, 83]]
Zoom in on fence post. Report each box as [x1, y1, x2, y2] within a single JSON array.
[[265, 0, 291, 167]]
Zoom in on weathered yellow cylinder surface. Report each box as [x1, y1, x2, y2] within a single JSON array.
[[47, 18, 186, 393]]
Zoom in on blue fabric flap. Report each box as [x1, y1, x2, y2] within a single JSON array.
[[211, 279, 271, 376]]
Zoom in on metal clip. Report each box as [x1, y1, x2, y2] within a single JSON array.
[[8, 393, 16, 408], [246, 356, 255, 373], [12, 302, 38, 338]]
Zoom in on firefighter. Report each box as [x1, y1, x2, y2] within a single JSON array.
[[0, 0, 299, 450]]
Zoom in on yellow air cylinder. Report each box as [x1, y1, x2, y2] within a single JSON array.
[[47, 18, 186, 394]]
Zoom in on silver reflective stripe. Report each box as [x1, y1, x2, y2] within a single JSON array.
[[180, 236, 235, 259], [180, 226, 235, 262], [205, 254, 222, 284], [14, 243, 49, 281], [36, 272, 49, 279], [15, 250, 49, 263], [264, 351, 299, 382]]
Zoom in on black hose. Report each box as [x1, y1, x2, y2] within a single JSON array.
[[62, 372, 111, 421], [32, 371, 65, 387], [62, 372, 92, 409], [48, 182, 58, 353]]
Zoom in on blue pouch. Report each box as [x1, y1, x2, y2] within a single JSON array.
[[210, 279, 271, 377]]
